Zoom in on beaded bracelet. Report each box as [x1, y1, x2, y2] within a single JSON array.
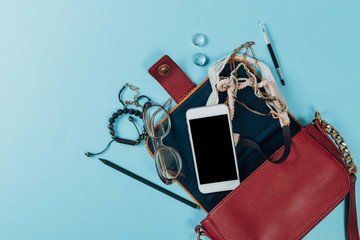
[[85, 83, 149, 157], [108, 107, 146, 145]]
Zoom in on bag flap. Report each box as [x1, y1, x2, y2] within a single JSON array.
[[201, 123, 351, 240]]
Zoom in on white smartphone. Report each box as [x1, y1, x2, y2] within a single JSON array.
[[186, 104, 240, 194]]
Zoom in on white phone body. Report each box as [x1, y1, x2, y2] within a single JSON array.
[[186, 104, 240, 194]]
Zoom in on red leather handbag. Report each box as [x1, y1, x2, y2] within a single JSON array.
[[195, 114, 359, 240], [147, 53, 359, 240]]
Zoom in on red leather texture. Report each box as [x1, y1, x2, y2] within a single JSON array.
[[148, 55, 196, 103], [200, 123, 352, 240], [348, 175, 360, 240]]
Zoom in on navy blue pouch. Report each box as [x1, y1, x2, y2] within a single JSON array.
[[146, 59, 302, 212]]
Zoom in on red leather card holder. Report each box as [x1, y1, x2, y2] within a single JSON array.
[[148, 55, 196, 104]]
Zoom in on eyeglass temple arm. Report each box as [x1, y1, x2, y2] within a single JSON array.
[[149, 98, 172, 131]]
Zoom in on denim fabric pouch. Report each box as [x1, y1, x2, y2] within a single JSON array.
[[146, 55, 301, 212]]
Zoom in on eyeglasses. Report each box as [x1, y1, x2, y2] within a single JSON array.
[[142, 99, 183, 185]]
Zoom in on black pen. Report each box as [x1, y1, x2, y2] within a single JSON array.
[[259, 22, 285, 86], [98, 158, 199, 209]]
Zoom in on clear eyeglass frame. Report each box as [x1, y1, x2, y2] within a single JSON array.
[[142, 99, 183, 185]]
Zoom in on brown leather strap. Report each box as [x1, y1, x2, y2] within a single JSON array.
[[348, 175, 360, 240], [195, 225, 213, 240]]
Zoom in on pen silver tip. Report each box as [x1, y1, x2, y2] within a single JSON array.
[[276, 68, 284, 80], [258, 21, 270, 44], [258, 21, 266, 32]]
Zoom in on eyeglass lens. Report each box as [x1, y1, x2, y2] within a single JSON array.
[[154, 145, 182, 182]]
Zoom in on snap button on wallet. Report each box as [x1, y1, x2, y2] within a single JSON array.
[[148, 55, 196, 104]]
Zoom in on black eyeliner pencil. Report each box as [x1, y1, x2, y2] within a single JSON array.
[[259, 22, 285, 86], [98, 158, 199, 209]]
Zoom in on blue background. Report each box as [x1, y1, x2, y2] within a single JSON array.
[[0, 0, 359, 239]]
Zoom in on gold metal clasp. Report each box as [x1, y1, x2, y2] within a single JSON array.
[[314, 111, 322, 124], [196, 228, 201, 240], [118, 83, 143, 108], [350, 165, 358, 175], [158, 64, 170, 75]]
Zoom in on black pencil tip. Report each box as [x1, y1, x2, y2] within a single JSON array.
[[98, 158, 106, 163], [280, 79, 285, 86]]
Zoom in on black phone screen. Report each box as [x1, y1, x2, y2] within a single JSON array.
[[189, 114, 238, 184]]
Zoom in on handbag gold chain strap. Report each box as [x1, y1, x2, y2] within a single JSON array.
[[315, 111, 358, 175]]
